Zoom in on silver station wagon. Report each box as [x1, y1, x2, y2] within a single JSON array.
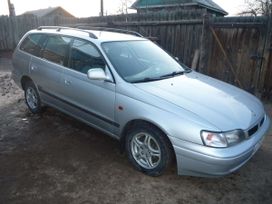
[[12, 26, 270, 177]]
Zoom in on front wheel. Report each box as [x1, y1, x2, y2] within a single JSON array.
[[24, 81, 42, 114], [125, 123, 173, 176]]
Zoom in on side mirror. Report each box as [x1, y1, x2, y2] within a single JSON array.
[[87, 68, 109, 81], [175, 57, 180, 61]]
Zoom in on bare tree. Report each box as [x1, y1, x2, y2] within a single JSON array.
[[239, 0, 272, 16], [116, 0, 133, 14], [7, 0, 16, 16]]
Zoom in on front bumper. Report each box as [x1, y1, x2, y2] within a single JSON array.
[[169, 114, 271, 177]]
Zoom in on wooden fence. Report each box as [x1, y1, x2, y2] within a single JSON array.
[[0, 10, 271, 99], [201, 16, 271, 96]]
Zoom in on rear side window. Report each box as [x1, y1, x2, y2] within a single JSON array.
[[42, 35, 72, 66], [20, 34, 44, 57], [69, 39, 105, 74]]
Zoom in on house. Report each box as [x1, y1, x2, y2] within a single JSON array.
[[22, 6, 74, 18], [131, 0, 228, 16]]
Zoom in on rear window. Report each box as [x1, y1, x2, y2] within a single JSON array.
[[20, 34, 44, 57], [42, 35, 72, 66]]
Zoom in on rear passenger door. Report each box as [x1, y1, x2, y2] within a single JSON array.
[[59, 38, 117, 134], [15, 33, 46, 85], [31, 35, 72, 104]]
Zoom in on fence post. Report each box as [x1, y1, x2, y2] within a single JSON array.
[[258, 15, 272, 97], [199, 14, 210, 73], [10, 16, 18, 49]]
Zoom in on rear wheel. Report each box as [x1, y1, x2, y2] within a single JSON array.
[[24, 81, 42, 114], [125, 123, 173, 176]]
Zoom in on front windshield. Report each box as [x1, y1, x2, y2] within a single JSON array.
[[102, 40, 187, 83]]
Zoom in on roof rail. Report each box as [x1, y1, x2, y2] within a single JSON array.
[[37, 26, 98, 39], [75, 25, 143, 38]]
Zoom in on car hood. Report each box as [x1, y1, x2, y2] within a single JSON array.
[[133, 71, 264, 131]]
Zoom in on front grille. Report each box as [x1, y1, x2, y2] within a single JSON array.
[[260, 117, 265, 127], [248, 125, 258, 137], [246, 115, 265, 138]]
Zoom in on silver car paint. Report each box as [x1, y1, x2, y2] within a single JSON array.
[[60, 67, 116, 133], [12, 29, 271, 177], [134, 72, 264, 131], [170, 113, 270, 176]]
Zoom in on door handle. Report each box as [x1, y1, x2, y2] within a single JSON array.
[[64, 79, 71, 85], [30, 65, 38, 71]]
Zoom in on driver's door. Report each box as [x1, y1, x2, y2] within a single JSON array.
[[59, 38, 117, 135]]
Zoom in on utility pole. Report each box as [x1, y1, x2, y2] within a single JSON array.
[[7, 0, 16, 16], [100, 0, 104, 16]]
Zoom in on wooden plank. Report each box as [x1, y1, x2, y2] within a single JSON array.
[[113, 19, 203, 26], [199, 14, 209, 73], [258, 16, 272, 94], [210, 22, 266, 28], [191, 49, 200, 69], [209, 26, 243, 88]]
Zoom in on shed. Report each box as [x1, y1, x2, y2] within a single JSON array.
[[131, 0, 228, 16], [22, 7, 74, 18]]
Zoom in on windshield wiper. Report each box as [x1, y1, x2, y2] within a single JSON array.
[[131, 77, 162, 83], [159, 70, 185, 79], [131, 70, 190, 83]]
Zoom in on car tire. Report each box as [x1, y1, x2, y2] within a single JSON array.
[[24, 81, 42, 114], [125, 123, 173, 176]]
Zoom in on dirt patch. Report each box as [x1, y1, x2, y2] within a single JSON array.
[[0, 51, 12, 58], [0, 63, 272, 204], [0, 73, 23, 105]]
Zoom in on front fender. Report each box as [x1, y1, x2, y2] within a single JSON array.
[[115, 91, 219, 145]]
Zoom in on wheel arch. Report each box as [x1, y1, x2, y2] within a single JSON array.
[[120, 119, 175, 158], [21, 75, 33, 90]]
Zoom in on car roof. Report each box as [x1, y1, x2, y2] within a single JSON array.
[[28, 27, 145, 43], [89, 30, 144, 42]]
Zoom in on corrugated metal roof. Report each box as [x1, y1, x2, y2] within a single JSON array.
[[197, 0, 227, 14], [131, 0, 227, 15]]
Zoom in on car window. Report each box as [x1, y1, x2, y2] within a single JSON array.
[[102, 41, 185, 83], [20, 34, 44, 57], [69, 39, 105, 74], [42, 35, 72, 66]]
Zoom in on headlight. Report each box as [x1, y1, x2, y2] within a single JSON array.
[[224, 130, 244, 145], [201, 130, 245, 148], [201, 131, 227, 148]]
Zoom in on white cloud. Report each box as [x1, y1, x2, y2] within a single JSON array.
[[213, 0, 246, 16]]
